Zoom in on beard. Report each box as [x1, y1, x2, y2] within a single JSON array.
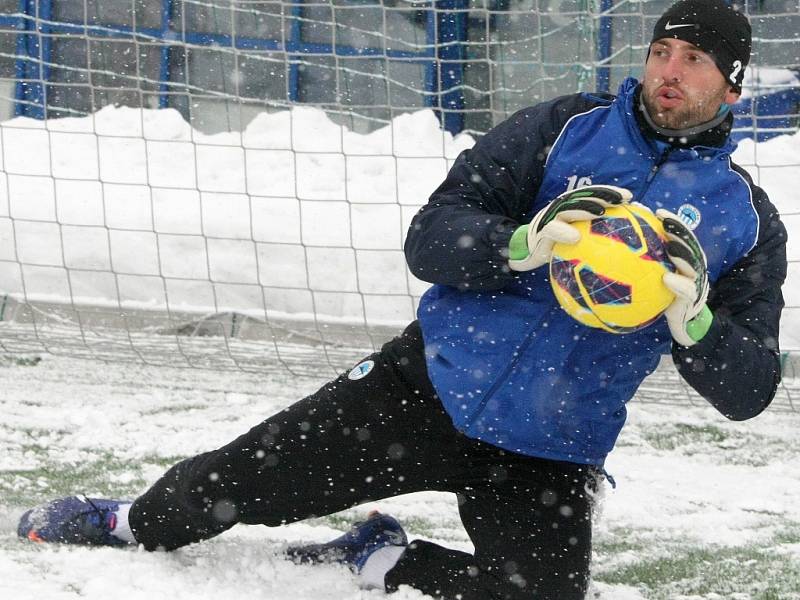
[[641, 83, 728, 130]]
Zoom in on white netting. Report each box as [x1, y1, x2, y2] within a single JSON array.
[[0, 0, 797, 408]]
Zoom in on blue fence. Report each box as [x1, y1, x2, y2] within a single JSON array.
[[4, 0, 488, 133], [2, 1, 799, 137], [732, 83, 800, 143]]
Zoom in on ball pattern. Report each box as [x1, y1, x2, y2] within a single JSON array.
[[549, 203, 676, 334]]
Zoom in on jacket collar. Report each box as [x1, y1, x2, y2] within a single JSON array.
[[615, 77, 735, 158]]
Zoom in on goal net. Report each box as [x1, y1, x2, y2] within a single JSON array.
[[0, 0, 797, 408]]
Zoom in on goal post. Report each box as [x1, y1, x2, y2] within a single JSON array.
[[0, 0, 797, 408]]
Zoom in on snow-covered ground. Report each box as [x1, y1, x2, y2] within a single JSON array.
[[2, 354, 800, 600]]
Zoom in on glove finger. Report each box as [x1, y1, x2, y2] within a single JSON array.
[[568, 185, 633, 206], [541, 186, 633, 231], [663, 271, 697, 301], [557, 199, 607, 218], [540, 198, 605, 229], [541, 220, 581, 244], [553, 207, 606, 223], [655, 209, 689, 244], [656, 209, 707, 273], [655, 208, 680, 223], [659, 213, 706, 261], [665, 240, 701, 277], [662, 216, 697, 247]]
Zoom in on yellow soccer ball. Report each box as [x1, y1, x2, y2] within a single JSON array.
[[549, 203, 676, 334]]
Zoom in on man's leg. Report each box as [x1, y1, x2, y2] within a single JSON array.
[[128, 322, 458, 550], [385, 453, 598, 600]]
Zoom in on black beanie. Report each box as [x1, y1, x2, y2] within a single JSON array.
[[651, 0, 752, 92]]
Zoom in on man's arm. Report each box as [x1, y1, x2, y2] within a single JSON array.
[[672, 184, 787, 420], [404, 94, 606, 291]]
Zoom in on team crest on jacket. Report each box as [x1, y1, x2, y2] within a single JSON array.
[[677, 204, 701, 230], [348, 360, 375, 380]]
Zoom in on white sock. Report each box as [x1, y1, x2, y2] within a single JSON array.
[[359, 545, 406, 590], [110, 503, 137, 544]]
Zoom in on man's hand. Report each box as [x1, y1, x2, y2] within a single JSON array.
[[656, 209, 712, 347], [508, 185, 633, 272]]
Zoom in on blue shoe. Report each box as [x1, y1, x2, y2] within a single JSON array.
[[18, 495, 130, 546], [288, 511, 407, 572]]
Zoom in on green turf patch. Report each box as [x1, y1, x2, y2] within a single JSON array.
[[0, 453, 188, 507], [0, 459, 143, 506], [595, 530, 800, 599], [0, 354, 42, 367], [642, 423, 729, 451], [593, 526, 649, 556], [637, 422, 797, 467]]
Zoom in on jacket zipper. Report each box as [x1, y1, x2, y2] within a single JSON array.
[[464, 327, 539, 427], [463, 149, 671, 431], [645, 147, 671, 185]]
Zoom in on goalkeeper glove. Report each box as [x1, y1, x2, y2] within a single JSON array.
[[656, 209, 712, 347], [508, 185, 633, 272]]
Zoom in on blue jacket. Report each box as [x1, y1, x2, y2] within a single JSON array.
[[405, 78, 786, 466]]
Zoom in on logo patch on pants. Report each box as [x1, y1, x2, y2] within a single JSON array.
[[348, 360, 375, 381]]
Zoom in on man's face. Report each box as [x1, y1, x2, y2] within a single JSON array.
[[642, 38, 740, 130]]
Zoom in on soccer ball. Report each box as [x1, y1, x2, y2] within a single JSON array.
[[549, 203, 675, 334]]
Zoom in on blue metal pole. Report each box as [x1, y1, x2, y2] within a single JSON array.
[[435, 0, 467, 134], [287, 0, 302, 102], [158, 0, 174, 109], [424, 7, 437, 109], [596, 0, 613, 93], [16, 0, 51, 119], [13, 0, 31, 116], [35, 0, 53, 118]]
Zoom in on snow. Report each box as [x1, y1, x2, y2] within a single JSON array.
[[2, 356, 800, 599], [2, 104, 794, 343], [0, 106, 472, 325], [739, 67, 800, 100], [1, 104, 800, 598]]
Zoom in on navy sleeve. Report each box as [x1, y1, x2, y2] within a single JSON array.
[[672, 177, 787, 420], [404, 93, 606, 291]]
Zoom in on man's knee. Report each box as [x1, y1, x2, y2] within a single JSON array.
[[386, 539, 589, 600], [176, 453, 243, 527]]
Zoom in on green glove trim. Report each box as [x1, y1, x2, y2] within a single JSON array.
[[508, 225, 530, 261], [686, 305, 713, 343]]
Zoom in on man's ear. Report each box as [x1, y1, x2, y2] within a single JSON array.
[[724, 87, 741, 105]]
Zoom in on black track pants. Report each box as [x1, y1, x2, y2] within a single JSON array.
[[129, 322, 599, 600]]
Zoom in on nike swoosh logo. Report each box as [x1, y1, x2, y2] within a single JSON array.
[[665, 21, 695, 30]]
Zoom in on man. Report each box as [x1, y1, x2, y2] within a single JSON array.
[[17, 1, 785, 598]]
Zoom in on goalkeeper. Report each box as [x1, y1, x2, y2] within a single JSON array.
[[18, 1, 786, 599]]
